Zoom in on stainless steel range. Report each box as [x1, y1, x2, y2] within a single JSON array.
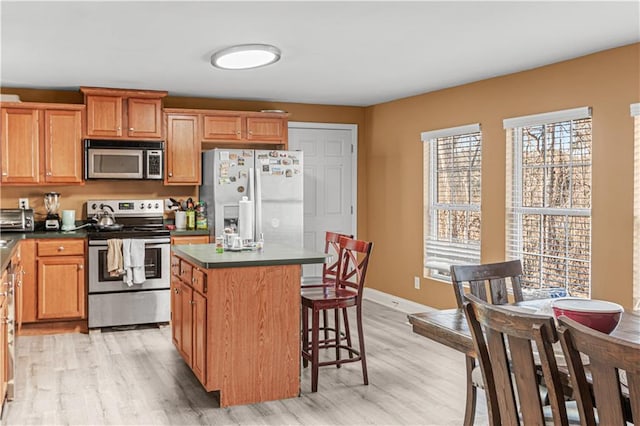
[[87, 199, 170, 328]]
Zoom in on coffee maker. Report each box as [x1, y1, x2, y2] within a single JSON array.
[[44, 192, 61, 230]]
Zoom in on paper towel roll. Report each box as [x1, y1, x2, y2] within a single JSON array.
[[238, 196, 254, 240]]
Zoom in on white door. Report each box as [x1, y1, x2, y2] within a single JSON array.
[[288, 122, 357, 282]]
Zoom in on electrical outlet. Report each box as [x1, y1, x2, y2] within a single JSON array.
[[414, 276, 421, 290], [19, 198, 29, 209]]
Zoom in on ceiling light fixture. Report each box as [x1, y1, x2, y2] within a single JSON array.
[[211, 44, 281, 70]]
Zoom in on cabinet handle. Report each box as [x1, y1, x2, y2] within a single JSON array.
[[169, 172, 173, 177], [174, 288, 179, 294], [1, 172, 7, 176], [129, 127, 134, 131], [58, 246, 65, 251], [236, 130, 241, 135], [78, 264, 84, 270], [189, 300, 195, 305], [248, 130, 253, 135], [117, 127, 121, 131], [191, 278, 196, 283], [46, 172, 52, 176]]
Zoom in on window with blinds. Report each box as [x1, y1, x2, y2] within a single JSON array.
[[632, 103, 640, 311], [504, 107, 592, 298], [422, 124, 481, 280]]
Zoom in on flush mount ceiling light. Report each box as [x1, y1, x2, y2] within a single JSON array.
[[211, 44, 281, 70]]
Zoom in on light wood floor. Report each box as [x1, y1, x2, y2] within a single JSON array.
[[4, 300, 488, 425]]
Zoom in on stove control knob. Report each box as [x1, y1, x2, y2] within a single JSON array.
[[139, 203, 144, 209], [91, 203, 98, 210], [148, 203, 152, 209], [154, 203, 159, 209]]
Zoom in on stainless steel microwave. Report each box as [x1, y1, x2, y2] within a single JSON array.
[[84, 139, 163, 180]]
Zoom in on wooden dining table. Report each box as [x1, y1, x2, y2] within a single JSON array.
[[407, 299, 640, 358]]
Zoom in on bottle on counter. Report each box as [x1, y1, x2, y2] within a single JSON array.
[[256, 232, 264, 251], [186, 208, 195, 230], [196, 201, 208, 230], [215, 236, 224, 253]]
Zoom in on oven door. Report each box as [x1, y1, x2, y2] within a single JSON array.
[[87, 148, 144, 179], [88, 237, 170, 293]]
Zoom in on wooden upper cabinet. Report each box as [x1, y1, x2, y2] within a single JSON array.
[[0, 103, 84, 185], [81, 87, 167, 140], [0, 107, 39, 184], [128, 98, 162, 138], [165, 113, 200, 185], [202, 115, 243, 141], [44, 109, 83, 183], [201, 111, 288, 145], [85, 95, 123, 137], [246, 116, 286, 141]]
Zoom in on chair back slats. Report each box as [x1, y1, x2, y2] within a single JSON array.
[[336, 237, 373, 295], [322, 232, 353, 283], [558, 316, 640, 426], [451, 260, 524, 308], [464, 293, 570, 426]]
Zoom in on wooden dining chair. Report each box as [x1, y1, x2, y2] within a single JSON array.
[[301, 231, 353, 345], [558, 315, 640, 426], [450, 260, 525, 426], [464, 293, 570, 426], [301, 236, 373, 392]]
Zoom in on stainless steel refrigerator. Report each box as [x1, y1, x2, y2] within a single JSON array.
[[200, 148, 303, 247]]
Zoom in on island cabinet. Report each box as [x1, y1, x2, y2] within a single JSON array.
[[171, 256, 206, 383], [170, 244, 326, 407], [170, 235, 210, 245], [0, 270, 9, 407], [0, 102, 84, 185], [81, 87, 167, 140]]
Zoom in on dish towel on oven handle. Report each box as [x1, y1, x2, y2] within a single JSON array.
[[123, 239, 146, 286], [107, 239, 123, 277]]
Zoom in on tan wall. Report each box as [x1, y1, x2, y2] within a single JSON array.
[[364, 43, 640, 310], [0, 91, 366, 231]]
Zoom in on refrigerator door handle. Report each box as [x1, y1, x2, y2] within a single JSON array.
[[254, 166, 262, 240]]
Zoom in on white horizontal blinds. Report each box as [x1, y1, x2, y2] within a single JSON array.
[[633, 103, 640, 311], [505, 107, 592, 297], [422, 124, 481, 278]]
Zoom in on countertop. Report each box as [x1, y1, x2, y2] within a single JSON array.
[[172, 243, 328, 269]]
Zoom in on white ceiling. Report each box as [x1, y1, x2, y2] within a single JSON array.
[[1, 1, 639, 107]]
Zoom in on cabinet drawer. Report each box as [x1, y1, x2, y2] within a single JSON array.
[[179, 260, 193, 284], [37, 239, 84, 257], [192, 268, 206, 294]]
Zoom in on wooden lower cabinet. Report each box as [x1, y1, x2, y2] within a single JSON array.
[[19, 238, 87, 326], [171, 235, 209, 245], [171, 258, 206, 383], [0, 272, 8, 405], [37, 256, 85, 320], [171, 254, 300, 407]]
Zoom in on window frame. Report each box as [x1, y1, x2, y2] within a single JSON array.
[[504, 107, 592, 297], [422, 124, 482, 281]]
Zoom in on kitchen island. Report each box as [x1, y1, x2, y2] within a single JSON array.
[[170, 243, 327, 407]]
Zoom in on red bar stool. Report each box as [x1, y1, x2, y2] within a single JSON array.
[[301, 236, 373, 392], [301, 231, 353, 345]]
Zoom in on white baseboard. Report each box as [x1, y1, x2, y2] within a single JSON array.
[[363, 288, 437, 314]]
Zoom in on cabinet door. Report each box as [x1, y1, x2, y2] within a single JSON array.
[[44, 109, 83, 183], [192, 290, 207, 382], [37, 256, 85, 320], [127, 98, 162, 138], [166, 114, 200, 184], [246, 117, 286, 142], [19, 240, 36, 324], [0, 108, 39, 183], [179, 281, 193, 366], [202, 115, 242, 141], [0, 295, 6, 403], [86, 95, 123, 137], [171, 276, 182, 349]]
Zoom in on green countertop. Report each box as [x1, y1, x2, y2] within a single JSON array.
[[172, 243, 328, 269]]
